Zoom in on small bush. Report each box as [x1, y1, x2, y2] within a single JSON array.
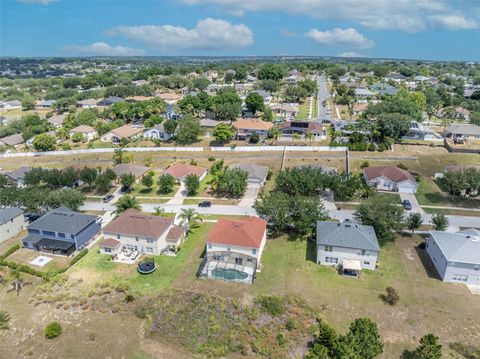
[[207, 155, 216, 162], [276, 332, 286, 346], [381, 287, 399, 305], [70, 248, 88, 266], [0, 311, 10, 330], [449, 342, 480, 359], [256, 296, 285, 316], [360, 160, 370, 169], [189, 159, 198, 166], [44, 322, 62, 339], [397, 163, 408, 170], [124, 294, 135, 303], [286, 318, 298, 331]]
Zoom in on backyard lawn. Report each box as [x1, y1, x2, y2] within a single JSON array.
[[296, 99, 311, 120], [69, 223, 213, 295], [130, 172, 179, 198]]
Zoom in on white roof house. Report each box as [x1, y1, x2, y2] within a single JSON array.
[[426, 229, 480, 286]]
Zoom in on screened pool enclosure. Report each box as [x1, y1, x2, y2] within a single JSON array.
[[197, 251, 258, 284]]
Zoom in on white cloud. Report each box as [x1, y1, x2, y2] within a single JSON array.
[[429, 15, 479, 30], [338, 51, 363, 58], [63, 42, 145, 56], [17, 0, 57, 4], [180, 0, 479, 32], [106, 18, 254, 51], [306, 28, 374, 49]]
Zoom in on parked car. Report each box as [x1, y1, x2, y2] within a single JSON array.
[[198, 200, 212, 208], [103, 194, 114, 203], [403, 200, 412, 210], [120, 185, 131, 193]]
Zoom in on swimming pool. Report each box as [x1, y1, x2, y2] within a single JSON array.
[[211, 268, 249, 281]]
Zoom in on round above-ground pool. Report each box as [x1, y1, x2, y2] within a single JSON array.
[[137, 259, 156, 274]]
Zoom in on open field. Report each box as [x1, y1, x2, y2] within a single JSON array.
[[297, 99, 310, 119]]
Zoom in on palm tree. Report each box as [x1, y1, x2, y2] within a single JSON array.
[[115, 195, 141, 214], [153, 206, 165, 216], [179, 208, 202, 228], [270, 127, 280, 143], [305, 131, 314, 143], [8, 270, 30, 296], [292, 133, 301, 142]]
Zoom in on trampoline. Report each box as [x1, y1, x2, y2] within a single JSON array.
[[137, 258, 156, 274]]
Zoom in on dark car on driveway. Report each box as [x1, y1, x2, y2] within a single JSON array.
[[103, 194, 114, 203], [198, 201, 212, 208], [403, 199, 412, 210]]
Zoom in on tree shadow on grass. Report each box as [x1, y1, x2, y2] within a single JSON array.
[[305, 239, 317, 263], [400, 350, 416, 359], [139, 188, 152, 194]]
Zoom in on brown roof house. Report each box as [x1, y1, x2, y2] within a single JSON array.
[[198, 217, 267, 284], [112, 163, 150, 183], [164, 163, 207, 183], [363, 166, 418, 193], [101, 125, 144, 144], [69, 125, 97, 142], [233, 118, 273, 140], [165, 226, 186, 253], [102, 209, 176, 256]]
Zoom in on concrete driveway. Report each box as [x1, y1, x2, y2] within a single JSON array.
[[167, 183, 187, 205], [238, 185, 260, 206], [399, 192, 424, 214]]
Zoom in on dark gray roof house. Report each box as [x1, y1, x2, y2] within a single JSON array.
[[0, 207, 23, 225], [28, 206, 98, 234], [5, 166, 31, 186], [0, 133, 25, 147], [317, 221, 380, 252], [231, 163, 269, 186]]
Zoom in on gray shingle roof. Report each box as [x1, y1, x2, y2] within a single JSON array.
[[231, 163, 269, 183], [316, 221, 380, 252], [0, 207, 23, 225], [5, 166, 31, 181], [445, 124, 480, 136], [429, 229, 480, 264], [28, 206, 98, 234]]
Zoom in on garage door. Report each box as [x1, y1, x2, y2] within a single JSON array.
[[397, 184, 416, 193]]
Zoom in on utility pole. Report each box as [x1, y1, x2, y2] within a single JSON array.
[[345, 148, 350, 176]]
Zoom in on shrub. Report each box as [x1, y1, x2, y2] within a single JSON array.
[[360, 160, 369, 169], [0, 243, 20, 261], [377, 143, 386, 152], [207, 155, 216, 162], [367, 143, 376, 151], [124, 294, 135, 303], [44, 322, 62, 339], [449, 342, 480, 359], [276, 332, 286, 346], [189, 159, 198, 166], [381, 287, 399, 305], [256, 295, 285, 316], [0, 311, 10, 330], [397, 163, 408, 170], [249, 133, 260, 144], [286, 318, 298, 331], [70, 248, 88, 266]]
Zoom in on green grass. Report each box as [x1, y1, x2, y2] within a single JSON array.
[[70, 223, 213, 295], [416, 178, 480, 209], [130, 172, 178, 198], [197, 173, 213, 194], [296, 100, 310, 120]]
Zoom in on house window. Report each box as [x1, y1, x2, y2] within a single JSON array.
[[117, 234, 121, 239], [324, 245, 333, 252], [364, 261, 370, 265], [147, 239, 154, 244], [361, 250, 366, 256], [325, 257, 338, 264], [104, 248, 111, 253], [227, 246, 231, 252], [146, 247, 153, 253], [451, 274, 468, 282], [208, 243, 212, 249], [474, 265, 479, 271], [58, 232, 65, 238], [135, 236, 139, 241], [235, 258, 243, 265], [252, 248, 257, 255]]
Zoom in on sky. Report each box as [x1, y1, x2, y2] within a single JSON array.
[[0, 0, 479, 61]]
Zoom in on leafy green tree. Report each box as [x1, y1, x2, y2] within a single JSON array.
[[216, 167, 248, 197], [258, 64, 287, 81], [415, 334, 442, 359], [175, 115, 202, 145], [115, 195, 140, 213], [71, 132, 85, 143], [193, 77, 210, 91], [80, 167, 98, 189], [212, 123, 235, 144], [32, 133, 56, 152], [157, 174, 176, 194], [213, 88, 242, 121], [163, 119, 177, 135], [245, 92, 265, 115], [335, 318, 383, 359], [120, 173, 135, 188], [46, 188, 85, 211], [406, 212, 423, 236], [141, 172, 154, 191], [261, 107, 274, 122], [354, 195, 405, 241], [179, 208, 201, 228], [185, 174, 200, 196], [431, 213, 449, 231], [254, 192, 328, 237]]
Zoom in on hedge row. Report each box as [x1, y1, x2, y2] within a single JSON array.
[[0, 243, 21, 261]]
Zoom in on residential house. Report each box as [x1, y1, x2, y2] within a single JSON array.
[[22, 206, 101, 256], [200, 119, 231, 137], [277, 121, 326, 140], [354, 88, 376, 102], [69, 125, 96, 142], [316, 221, 380, 277], [101, 125, 144, 143], [270, 103, 299, 120], [155, 92, 183, 104], [164, 104, 180, 120], [363, 166, 418, 193], [77, 99, 98, 109], [251, 90, 273, 104], [0, 133, 25, 147], [198, 217, 268, 284], [204, 70, 218, 81], [26, 130, 58, 146], [444, 124, 480, 140], [47, 114, 65, 128], [369, 82, 398, 96], [286, 74, 299, 84], [125, 96, 153, 103], [231, 163, 269, 187], [0, 207, 26, 243], [352, 103, 368, 116], [131, 79, 148, 87], [426, 229, 480, 286], [0, 116, 7, 125], [4, 166, 31, 187], [98, 96, 125, 106], [165, 226, 186, 253], [233, 118, 274, 140], [36, 100, 56, 109], [403, 121, 443, 141], [0, 100, 22, 110], [98, 238, 122, 256], [164, 163, 207, 183], [143, 124, 172, 141], [102, 209, 179, 255], [112, 163, 150, 183], [384, 72, 407, 83]]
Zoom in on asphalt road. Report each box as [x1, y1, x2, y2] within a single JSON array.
[[316, 74, 331, 121]]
